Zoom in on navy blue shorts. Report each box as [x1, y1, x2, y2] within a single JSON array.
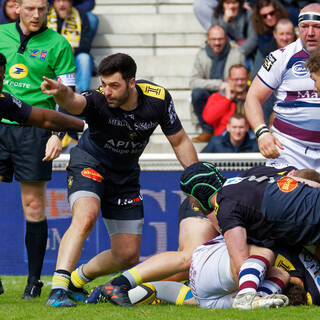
[[0, 123, 52, 182], [67, 146, 144, 220]]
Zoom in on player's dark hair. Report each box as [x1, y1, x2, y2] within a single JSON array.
[[283, 282, 307, 306], [180, 162, 226, 212], [98, 53, 137, 81], [294, 169, 320, 183], [0, 53, 6, 67]]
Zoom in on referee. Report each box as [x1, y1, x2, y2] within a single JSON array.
[[0, 0, 75, 298]]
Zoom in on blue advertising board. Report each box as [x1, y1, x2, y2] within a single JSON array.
[[0, 170, 239, 275]]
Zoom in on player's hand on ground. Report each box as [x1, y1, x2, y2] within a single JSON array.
[[258, 132, 283, 159], [43, 135, 62, 161], [41, 76, 61, 96]]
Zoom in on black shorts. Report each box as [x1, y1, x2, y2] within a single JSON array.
[[0, 123, 52, 182], [178, 197, 206, 224], [67, 146, 144, 220]]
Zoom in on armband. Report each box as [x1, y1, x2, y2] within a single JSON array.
[[254, 124, 270, 140], [52, 131, 66, 140]]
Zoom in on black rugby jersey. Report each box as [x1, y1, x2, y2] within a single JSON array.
[[214, 165, 320, 246], [0, 92, 31, 123], [77, 80, 182, 174], [273, 246, 320, 305]]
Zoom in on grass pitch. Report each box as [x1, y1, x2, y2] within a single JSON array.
[[1, 275, 320, 320]]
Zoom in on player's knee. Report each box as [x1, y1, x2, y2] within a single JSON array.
[[114, 250, 140, 269], [23, 198, 45, 221], [71, 211, 98, 235]]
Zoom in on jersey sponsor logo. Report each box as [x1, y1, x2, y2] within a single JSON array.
[[117, 195, 143, 206], [274, 253, 296, 271], [3, 79, 30, 88], [263, 53, 276, 71], [276, 176, 298, 193], [137, 83, 165, 100], [29, 49, 40, 58], [9, 64, 28, 79], [297, 90, 318, 99], [104, 138, 148, 154], [292, 60, 309, 77], [224, 177, 244, 186], [40, 50, 47, 61], [81, 168, 104, 182]]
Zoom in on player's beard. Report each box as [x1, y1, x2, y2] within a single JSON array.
[[107, 85, 130, 109]]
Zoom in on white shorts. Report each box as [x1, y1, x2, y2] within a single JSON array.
[[267, 129, 320, 171], [189, 236, 237, 309]]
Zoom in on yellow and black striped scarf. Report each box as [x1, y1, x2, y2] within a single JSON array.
[[47, 6, 81, 48]]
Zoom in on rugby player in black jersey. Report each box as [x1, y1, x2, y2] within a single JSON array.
[[41, 53, 198, 307], [179, 161, 320, 308]]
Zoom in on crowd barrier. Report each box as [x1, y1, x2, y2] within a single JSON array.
[[0, 153, 265, 275]]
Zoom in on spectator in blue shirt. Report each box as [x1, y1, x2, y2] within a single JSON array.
[[201, 113, 259, 152]]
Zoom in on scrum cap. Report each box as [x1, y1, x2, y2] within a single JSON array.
[[180, 161, 226, 211]]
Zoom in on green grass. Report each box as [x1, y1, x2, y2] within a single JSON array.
[[1, 276, 320, 320]]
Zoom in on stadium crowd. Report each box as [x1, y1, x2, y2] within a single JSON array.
[[0, 0, 320, 313]]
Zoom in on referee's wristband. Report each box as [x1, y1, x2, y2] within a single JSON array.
[[52, 131, 66, 140], [254, 124, 270, 140]]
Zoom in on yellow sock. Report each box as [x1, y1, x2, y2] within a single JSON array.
[[124, 267, 143, 286], [71, 266, 90, 288], [52, 273, 70, 291], [175, 285, 191, 306]]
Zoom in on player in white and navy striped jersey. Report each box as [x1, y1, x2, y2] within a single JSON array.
[[245, 3, 320, 171]]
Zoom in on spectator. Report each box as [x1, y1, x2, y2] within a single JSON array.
[[193, 0, 218, 31], [72, 0, 98, 46], [0, 0, 18, 24], [251, 0, 289, 78], [280, 0, 310, 26], [47, 0, 92, 93], [202, 64, 248, 136], [211, 0, 258, 60], [190, 24, 245, 142], [201, 113, 259, 152]]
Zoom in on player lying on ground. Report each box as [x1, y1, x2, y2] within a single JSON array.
[[88, 233, 290, 310], [179, 162, 320, 308], [127, 241, 317, 308]]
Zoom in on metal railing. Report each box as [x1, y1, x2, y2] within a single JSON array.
[[53, 152, 266, 172]]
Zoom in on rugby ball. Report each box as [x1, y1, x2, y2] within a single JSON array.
[[128, 283, 156, 305]]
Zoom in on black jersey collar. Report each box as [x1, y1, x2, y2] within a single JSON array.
[[15, 18, 48, 54]]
